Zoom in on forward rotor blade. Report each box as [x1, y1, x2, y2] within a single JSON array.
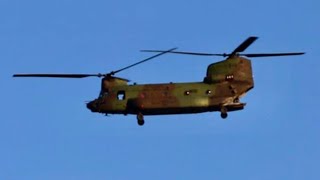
[[241, 52, 305, 57], [110, 47, 177, 75], [141, 50, 226, 57], [230, 36, 258, 56], [13, 74, 103, 78]]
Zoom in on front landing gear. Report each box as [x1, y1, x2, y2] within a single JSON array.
[[220, 106, 228, 119], [137, 112, 145, 126], [221, 112, 228, 119]]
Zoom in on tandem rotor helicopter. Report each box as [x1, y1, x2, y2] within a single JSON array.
[[13, 37, 304, 126]]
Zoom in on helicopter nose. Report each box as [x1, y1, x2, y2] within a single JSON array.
[[86, 101, 98, 112]]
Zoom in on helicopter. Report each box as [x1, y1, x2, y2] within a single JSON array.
[[13, 36, 304, 126]]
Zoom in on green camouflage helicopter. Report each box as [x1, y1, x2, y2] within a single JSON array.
[[14, 37, 304, 126]]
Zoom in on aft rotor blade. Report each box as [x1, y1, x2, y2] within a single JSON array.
[[110, 47, 177, 75], [13, 74, 103, 78], [141, 50, 227, 57], [230, 36, 258, 56], [241, 52, 305, 57]]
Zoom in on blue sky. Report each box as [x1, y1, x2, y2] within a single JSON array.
[[1, 0, 319, 179]]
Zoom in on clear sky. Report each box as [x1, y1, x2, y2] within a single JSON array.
[[1, 0, 319, 179]]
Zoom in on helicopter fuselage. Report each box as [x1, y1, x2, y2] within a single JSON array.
[[87, 57, 254, 118], [87, 81, 252, 115]]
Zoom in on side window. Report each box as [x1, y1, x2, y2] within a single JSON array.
[[117, 91, 126, 100], [225, 74, 234, 81]]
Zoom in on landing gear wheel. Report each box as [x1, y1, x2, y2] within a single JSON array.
[[220, 106, 228, 119], [221, 113, 228, 119], [137, 112, 145, 126], [233, 98, 239, 103], [138, 119, 145, 126]]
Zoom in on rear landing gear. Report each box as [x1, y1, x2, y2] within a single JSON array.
[[220, 107, 228, 119], [137, 112, 145, 126]]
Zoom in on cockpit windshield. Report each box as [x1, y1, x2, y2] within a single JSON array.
[[99, 90, 109, 98]]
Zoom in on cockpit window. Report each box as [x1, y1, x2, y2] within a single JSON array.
[[99, 91, 109, 98], [117, 91, 126, 100]]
